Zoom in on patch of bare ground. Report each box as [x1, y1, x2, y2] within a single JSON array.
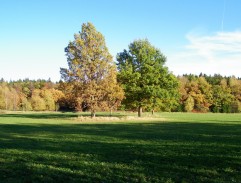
[[75, 115, 166, 122], [0, 110, 6, 114]]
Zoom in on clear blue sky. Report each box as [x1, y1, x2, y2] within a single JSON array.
[[1, 0, 241, 81]]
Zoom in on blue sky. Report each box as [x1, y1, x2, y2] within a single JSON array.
[[0, 0, 241, 81]]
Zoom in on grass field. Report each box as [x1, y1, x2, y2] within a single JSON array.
[[0, 112, 241, 182]]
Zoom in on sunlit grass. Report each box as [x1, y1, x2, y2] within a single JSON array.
[[0, 112, 241, 182]]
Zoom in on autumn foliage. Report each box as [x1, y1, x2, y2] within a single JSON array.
[[0, 79, 64, 111], [60, 22, 124, 117], [0, 23, 241, 114]]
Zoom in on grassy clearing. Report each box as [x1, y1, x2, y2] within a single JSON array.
[[0, 112, 241, 182]]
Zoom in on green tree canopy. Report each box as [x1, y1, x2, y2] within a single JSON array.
[[117, 39, 179, 117]]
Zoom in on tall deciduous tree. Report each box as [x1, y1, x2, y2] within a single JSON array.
[[60, 22, 123, 117], [117, 39, 179, 117]]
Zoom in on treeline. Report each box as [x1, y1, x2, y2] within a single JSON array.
[[0, 79, 64, 111], [0, 79, 122, 113], [1, 74, 240, 113], [178, 74, 241, 113]]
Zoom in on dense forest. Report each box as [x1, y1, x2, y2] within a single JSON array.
[[178, 74, 241, 113], [0, 74, 240, 113], [0, 79, 64, 111]]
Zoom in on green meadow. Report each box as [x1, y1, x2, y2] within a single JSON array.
[[0, 112, 241, 183]]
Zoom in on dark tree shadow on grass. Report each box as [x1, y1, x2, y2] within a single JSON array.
[[0, 113, 78, 119], [0, 121, 241, 182], [0, 112, 126, 120]]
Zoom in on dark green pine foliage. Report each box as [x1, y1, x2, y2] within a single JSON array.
[[117, 39, 179, 117]]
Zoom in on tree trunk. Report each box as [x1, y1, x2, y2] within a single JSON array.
[[152, 109, 154, 115], [138, 106, 142, 117], [91, 111, 96, 118], [110, 108, 113, 116]]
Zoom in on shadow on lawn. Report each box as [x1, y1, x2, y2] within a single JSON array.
[[0, 113, 78, 119], [0, 112, 126, 120], [0, 121, 241, 182]]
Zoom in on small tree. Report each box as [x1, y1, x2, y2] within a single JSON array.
[[49, 88, 65, 111], [41, 89, 55, 111], [184, 95, 194, 112], [60, 22, 123, 117], [19, 94, 32, 111], [0, 85, 6, 109], [31, 90, 46, 111]]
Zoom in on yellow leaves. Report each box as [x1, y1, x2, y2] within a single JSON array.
[[49, 88, 65, 102], [61, 22, 124, 113]]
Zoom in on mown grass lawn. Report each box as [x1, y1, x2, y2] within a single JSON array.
[[0, 112, 241, 183]]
